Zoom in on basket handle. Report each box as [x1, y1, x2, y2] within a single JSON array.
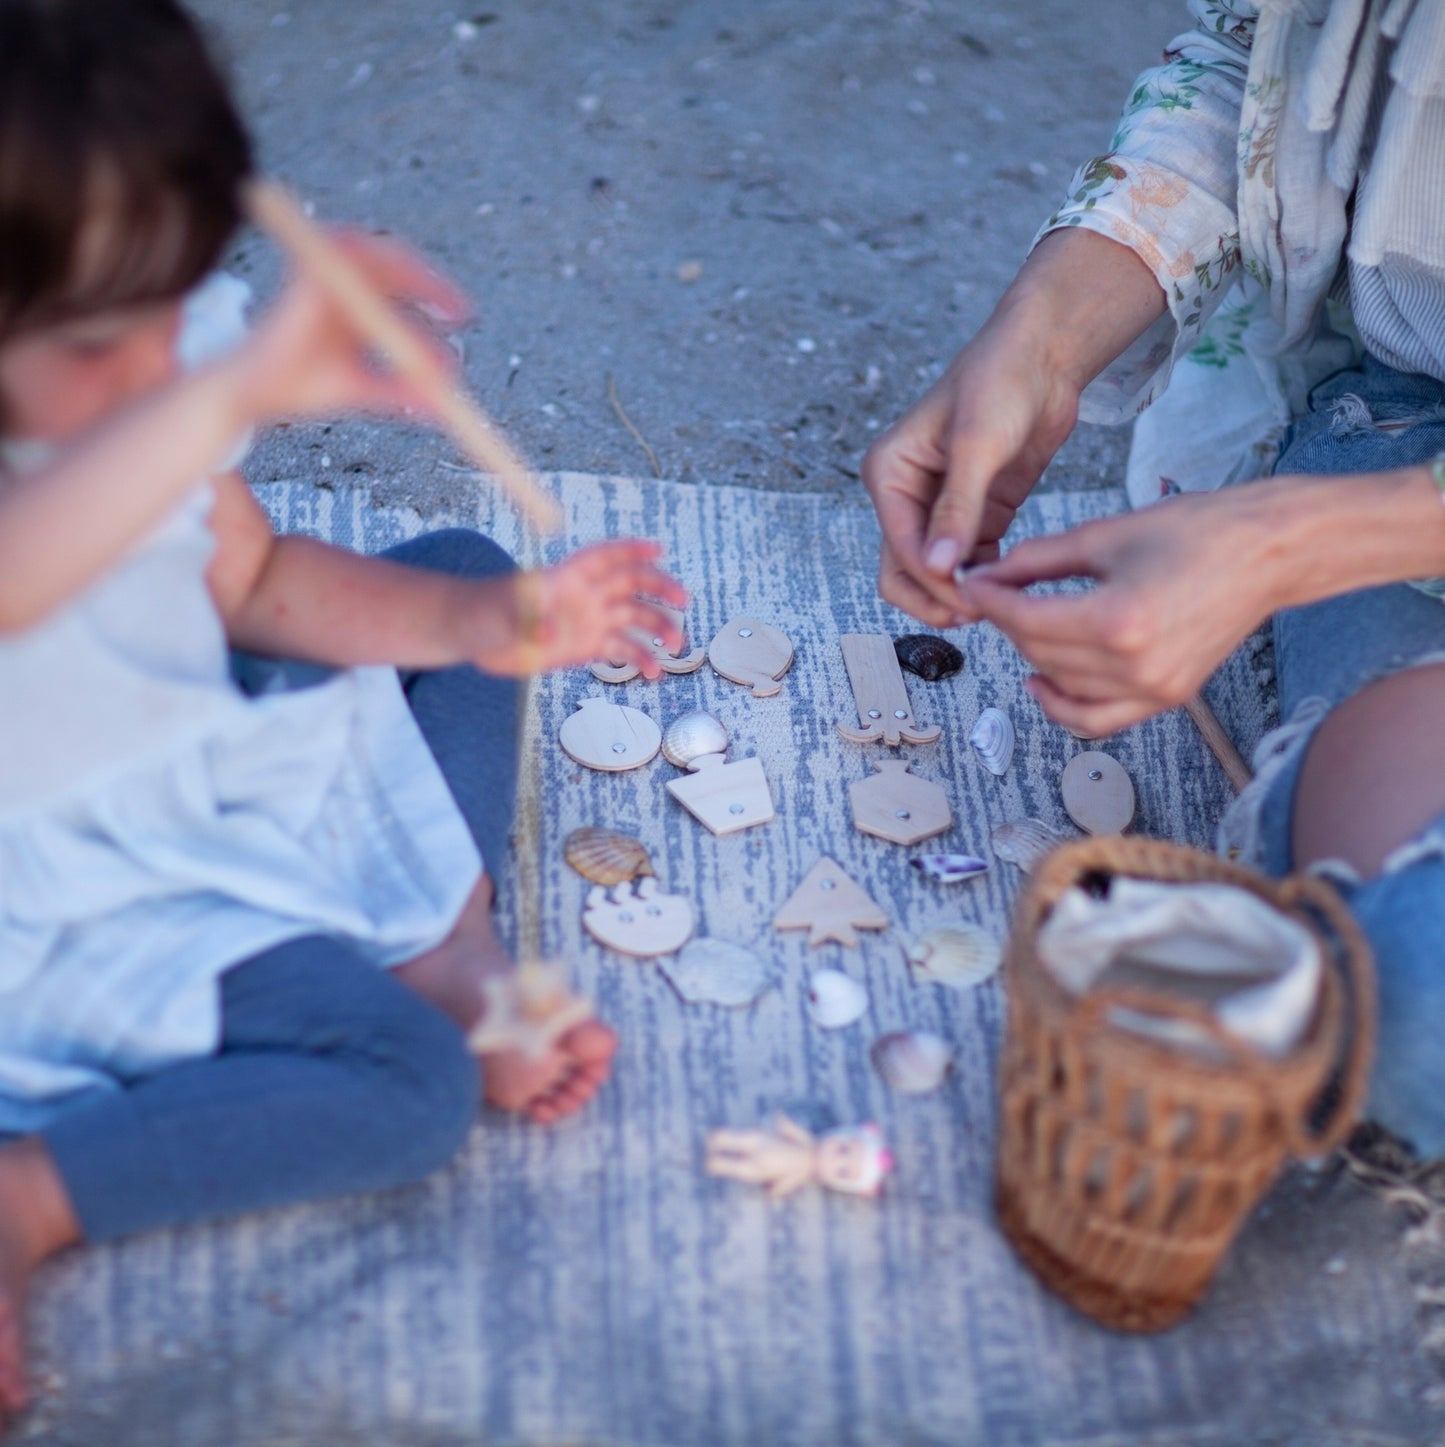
[[1274, 872, 1376, 1157]]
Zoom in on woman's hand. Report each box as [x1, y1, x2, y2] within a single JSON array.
[[234, 231, 470, 424], [958, 488, 1282, 736], [470, 540, 689, 678], [862, 320, 1081, 628], [861, 229, 1168, 630]]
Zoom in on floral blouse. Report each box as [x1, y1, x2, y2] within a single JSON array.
[[1037, 0, 1445, 513]]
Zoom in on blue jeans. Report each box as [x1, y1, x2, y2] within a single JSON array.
[[40, 529, 523, 1242], [1242, 355, 1445, 1155]]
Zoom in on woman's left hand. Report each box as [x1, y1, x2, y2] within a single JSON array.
[[956, 490, 1279, 736]]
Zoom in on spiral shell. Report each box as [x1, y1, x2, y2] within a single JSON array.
[[969, 707, 1015, 775], [903, 924, 1002, 990], [910, 853, 988, 884], [870, 1031, 955, 1095], [806, 969, 869, 1029], [990, 817, 1068, 875], [661, 709, 730, 769], [563, 826, 655, 887], [893, 633, 964, 682]]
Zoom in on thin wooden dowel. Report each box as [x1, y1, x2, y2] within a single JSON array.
[[243, 178, 562, 535], [1184, 693, 1252, 792]]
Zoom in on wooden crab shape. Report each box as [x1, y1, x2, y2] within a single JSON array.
[[589, 605, 707, 684], [582, 877, 695, 958], [666, 753, 775, 836], [707, 616, 795, 698], [848, 760, 952, 846], [558, 696, 662, 772], [835, 634, 941, 746]]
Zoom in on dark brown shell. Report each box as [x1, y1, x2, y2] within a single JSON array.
[[563, 826, 655, 887], [893, 634, 964, 682]]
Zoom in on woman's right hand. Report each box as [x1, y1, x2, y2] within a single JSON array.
[[861, 313, 1081, 628], [861, 228, 1168, 629]]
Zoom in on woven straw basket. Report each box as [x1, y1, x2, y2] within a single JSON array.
[[995, 837, 1375, 1333]]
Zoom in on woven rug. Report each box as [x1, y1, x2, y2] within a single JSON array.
[[18, 475, 1439, 1447]]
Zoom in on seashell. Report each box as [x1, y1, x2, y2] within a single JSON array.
[[903, 924, 1002, 990], [660, 938, 772, 1008], [563, 826, 655, 887], [893, 633, 964, 682], [870, 1030, 955, 1095], [806, 969, 869, 1029], [969, 707, 1014, 776], [990, 817, 1068, 875], [910, 853, 988, 885], [661, 709, 730, 769]]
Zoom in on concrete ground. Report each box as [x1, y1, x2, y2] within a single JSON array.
[[205, 0, 1182, 512]]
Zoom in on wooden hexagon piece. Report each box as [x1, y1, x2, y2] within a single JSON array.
[[848, 760, 952, 846]]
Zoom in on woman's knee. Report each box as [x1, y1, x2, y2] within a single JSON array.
[[383, 528, 517, 583]]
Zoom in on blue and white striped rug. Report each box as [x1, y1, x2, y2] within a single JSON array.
[[21, 475, 1437, 1447]]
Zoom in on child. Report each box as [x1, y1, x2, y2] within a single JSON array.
[[0, 0, 686, 1424]]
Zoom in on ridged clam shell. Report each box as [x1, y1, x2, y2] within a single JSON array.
[[910, 853, 988, 885], [562, 826, 655, 887], [660, 938, 772, 1008], [870, 1030, 955, 1095], [903, 924, 1002, 990], [806, 969, 869, 1029], [969, 707, 1014, 775], [893, 633, 964, 682], [990, 817, 1067, 875], [661, 709, 730, 769]]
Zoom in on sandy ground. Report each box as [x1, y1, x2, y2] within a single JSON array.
[[199, 0, 1184, 512]]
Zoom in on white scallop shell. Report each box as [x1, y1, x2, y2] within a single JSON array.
[[660, 938, 772, 1008], [969, 707, 1015, 775], [806, 969, 869, 1029], [990, 817, 1068, 875], [661, 709, 730, 769], [903, 924, 1002, 990], [870, 1030, 955, 1095]]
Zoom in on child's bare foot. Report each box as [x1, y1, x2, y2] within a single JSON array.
[[0, 1139, 83, 1432], [395, 878, 618, 1122]]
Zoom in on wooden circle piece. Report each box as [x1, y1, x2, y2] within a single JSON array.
[[1060, 751, 1135, 836], [559, 697, 662, 772]]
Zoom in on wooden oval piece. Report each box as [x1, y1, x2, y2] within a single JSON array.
[[559, 697, 662, 772], [1060, 751, 1135, 835]]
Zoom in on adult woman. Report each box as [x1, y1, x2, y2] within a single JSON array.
[[863, 0, 1445, 1153]]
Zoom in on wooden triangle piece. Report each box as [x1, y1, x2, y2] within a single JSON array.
[[773, 857, 889, 948], [666, 753, 775, 835], [849, 760, 952, 846]]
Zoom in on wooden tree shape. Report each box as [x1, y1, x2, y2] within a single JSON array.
[[773, 857, 889, 947]]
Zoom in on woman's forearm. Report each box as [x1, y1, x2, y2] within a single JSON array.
[[1237, 464, 1445, 614], [990, 229, 1168, 394]]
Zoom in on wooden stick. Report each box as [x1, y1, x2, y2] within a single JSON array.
[[242, 178, 562, 534], [1184, 693, 1252, 792]]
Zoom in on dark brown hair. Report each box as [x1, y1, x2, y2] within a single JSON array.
[[0, 0, 253, 340]]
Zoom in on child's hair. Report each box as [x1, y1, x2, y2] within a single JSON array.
[[0, 0, 253, 341]]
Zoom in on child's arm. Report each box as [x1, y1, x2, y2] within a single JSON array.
[[0, 234, 468, 633], [208, 471, 687, 677]]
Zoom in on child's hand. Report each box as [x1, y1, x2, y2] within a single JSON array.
[[474, 541, 688, 677], [236, 231, 470, 424]]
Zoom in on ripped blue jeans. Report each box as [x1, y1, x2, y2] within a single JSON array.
[[1222, 354, 1445, 1155]]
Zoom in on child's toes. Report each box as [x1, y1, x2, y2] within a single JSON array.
[[561, 1019, 618, 1067]]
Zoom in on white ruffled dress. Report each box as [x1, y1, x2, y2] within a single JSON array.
[[0, 277, 483, 1133]]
